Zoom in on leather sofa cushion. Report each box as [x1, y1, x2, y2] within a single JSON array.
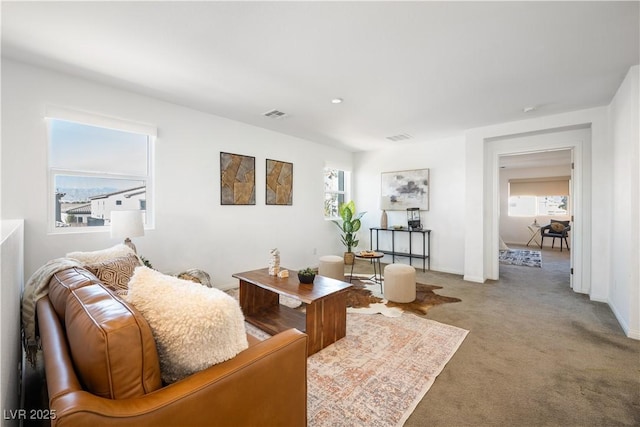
[[65, 283, 162, 399], [48, 267, 99, 321]]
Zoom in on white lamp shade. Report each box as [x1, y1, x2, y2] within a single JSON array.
[[110, 210, 144, 239]]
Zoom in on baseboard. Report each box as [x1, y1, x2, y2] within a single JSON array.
[[589, 293, 608, 302], [463, 275, 485, 283], [424, 266, 464, 276], [608, 298, 640, 340]]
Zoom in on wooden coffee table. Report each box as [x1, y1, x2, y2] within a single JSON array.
[[232, 268, 353, 356]]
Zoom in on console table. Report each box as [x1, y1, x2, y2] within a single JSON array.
[[369, 227, 431, 271]]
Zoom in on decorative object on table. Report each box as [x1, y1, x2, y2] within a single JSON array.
[[266, 159, 293, 205], [407, 207, 422, 230], [277, 269, 289, 278], [220, 152, 255, 205], [177, 269, 212, 287], [268, 248, 280, 276], [331, 200, 366, 265], [297, 267, 316, 284], [381, 168, 429, 211], [380, 209, 388, 229], [110, 210, 144, 253], [358, 250, 377, 257]]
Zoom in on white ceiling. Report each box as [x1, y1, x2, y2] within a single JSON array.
[[2, 1, 638, 153]]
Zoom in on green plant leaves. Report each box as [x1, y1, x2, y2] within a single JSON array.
[[335, 200, 366, 252]]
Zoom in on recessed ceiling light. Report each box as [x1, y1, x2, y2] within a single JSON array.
[[331, 98, 343, 104], [523, 106, 536, 113]]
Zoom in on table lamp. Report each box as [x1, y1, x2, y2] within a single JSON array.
[[110, 210, 144, 253]]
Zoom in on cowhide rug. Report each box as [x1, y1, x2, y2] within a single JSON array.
[[346, 277, 461, 317]]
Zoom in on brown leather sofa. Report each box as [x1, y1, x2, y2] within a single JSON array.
[[37, 267, 308, 426]]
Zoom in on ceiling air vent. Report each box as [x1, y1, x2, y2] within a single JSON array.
[[263, 109, 288, 119], [385, 133, 412, 142]]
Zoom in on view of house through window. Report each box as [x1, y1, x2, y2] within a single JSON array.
[[508, 195, 568, 216], [323, 167, 350, 219], [48, 117, 153, 230]]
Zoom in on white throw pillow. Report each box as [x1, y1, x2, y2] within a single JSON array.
[[125, 266, 248, 383], [66, 244, 137, 265]]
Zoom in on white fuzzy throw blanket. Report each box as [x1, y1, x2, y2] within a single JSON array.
[[21, 257, 82, 365], [125, 267, 249, 383]]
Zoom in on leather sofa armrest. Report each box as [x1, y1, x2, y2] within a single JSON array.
[[49, 329, 308, 427]]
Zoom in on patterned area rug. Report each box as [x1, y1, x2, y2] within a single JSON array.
[[231, 286, 468, 426], [245, 313, 468, 427], [499, 249, 542, 268]]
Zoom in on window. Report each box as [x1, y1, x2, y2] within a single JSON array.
[[508, 176, 570, 217], [47, 111, 155, 232], [323, 167, 351, 219], [508, 195, 569, 216]]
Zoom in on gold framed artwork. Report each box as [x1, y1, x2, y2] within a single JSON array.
[[266, 159, 293, 205], [381, 168, 429, 211], [220, 152, 255, 205]]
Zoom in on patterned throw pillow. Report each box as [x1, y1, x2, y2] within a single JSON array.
[[85, 254, 141, 293], [550, 222, 566, 233]]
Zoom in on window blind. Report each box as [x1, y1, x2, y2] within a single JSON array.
[[509, 176, 570, 196]]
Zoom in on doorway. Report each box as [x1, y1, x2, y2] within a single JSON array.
[[498, 149, 573, 286], [484, 125, 590, 294]]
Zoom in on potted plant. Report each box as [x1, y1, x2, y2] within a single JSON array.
[[297, 267, 316, 284], [332, 200, 366, 265]]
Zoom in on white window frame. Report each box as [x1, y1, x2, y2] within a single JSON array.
[[323, 167, 351, 220], [507, 195, 570, 217], [46, 107, 156, 234]]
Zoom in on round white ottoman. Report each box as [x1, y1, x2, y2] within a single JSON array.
[[383, 264, 416, 303], [318, 255, 344, 281]]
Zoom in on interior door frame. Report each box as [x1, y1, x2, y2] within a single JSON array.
[[485, 125, 590, 294], [497, 148, 575, 288]]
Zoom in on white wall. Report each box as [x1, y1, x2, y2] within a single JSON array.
[[609, 65, 640, 339], [1, 60, 352, 288], [1, 220, 24, 427], [353, 135, 466, 275]]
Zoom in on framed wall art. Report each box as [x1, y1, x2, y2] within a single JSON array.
[[381, 168, 429, 211], [266, 159, 293, 205], [220, 152, 255, 205]]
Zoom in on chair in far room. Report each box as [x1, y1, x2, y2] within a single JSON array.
[[540, 219, 571, 251]]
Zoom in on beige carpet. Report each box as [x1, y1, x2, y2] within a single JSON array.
[[245, 312, 467, 427]]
